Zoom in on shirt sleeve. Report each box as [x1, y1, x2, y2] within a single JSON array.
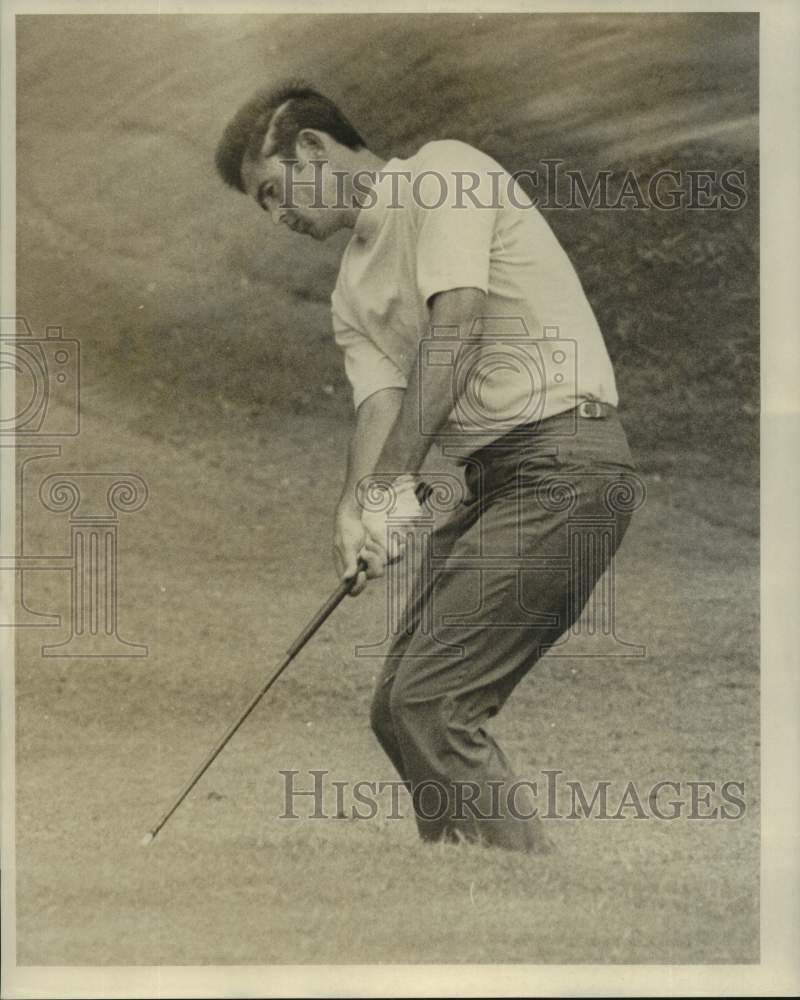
[[332, 309, 408, 411], [413, 149, 497, 306]]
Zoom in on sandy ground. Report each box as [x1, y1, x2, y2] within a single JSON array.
[[13, 384, 759, 965]]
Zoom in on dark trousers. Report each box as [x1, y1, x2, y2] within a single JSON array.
[[370, 406, 638, 852]]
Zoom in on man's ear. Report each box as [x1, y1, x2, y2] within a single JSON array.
[[294, 128, 328, 162]]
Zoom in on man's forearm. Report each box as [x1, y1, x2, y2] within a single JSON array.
[[338, 388, 404, 512], [372, 362, 454, 476]]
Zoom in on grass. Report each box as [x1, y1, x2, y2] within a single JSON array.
[[13, 398, 758, 966], [15, 13, 758, 489]]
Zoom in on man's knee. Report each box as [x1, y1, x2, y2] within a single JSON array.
[[387, 677, 417, 727], [370, 680, 394, 744], [388, 678, 447, 743]]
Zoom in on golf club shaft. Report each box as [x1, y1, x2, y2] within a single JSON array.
[[142, 559, 366, 844]]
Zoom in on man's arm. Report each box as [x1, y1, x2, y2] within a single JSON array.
[[333, 387, 404, 595], [333, 287, 486, 595], [372, 286, 487, 476]]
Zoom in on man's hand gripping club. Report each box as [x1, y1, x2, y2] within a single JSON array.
[[334, 476, 427, 596]]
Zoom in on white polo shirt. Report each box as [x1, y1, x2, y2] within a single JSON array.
[[331, 140, 618, 452]]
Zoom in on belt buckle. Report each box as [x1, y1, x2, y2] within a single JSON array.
[[578, 400, 605, 419]]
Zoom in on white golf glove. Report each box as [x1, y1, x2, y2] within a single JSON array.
[[359, 474, 426, 565]]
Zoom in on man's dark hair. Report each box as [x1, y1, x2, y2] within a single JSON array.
[[215, 80, 367, 193]]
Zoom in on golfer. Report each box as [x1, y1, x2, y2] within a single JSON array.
[[216, 83, 638, 853]]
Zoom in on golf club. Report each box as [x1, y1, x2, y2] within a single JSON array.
[[141, 481, 434, 847], [140, 556, 367, 847]]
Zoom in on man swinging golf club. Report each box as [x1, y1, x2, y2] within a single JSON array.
[[215, 82, 638, 853]]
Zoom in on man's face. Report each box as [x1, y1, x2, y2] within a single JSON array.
[[241, 135, 344, 241]]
